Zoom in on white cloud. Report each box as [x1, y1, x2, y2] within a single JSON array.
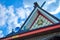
[[0, 4, 7, 26], [6, 6, 16, 25], [23, 0, 46, 8], [7, 25, 13, 34], [16, 8, 26, 19], [24, 4, 32, 8], [0, 2, 32, 36], [43, 0, 60, 14], [23, 0, 37, 7], [47, 0, 56, 5], [0, 4, 15, 36], [16, 7, 32, 19], [50, 6, 60, 14], [7, 6, 15, 16], [0, 4, 24, 37], [20, 21, 25, 25], [24, 8, 32, 17], [47, 0, 60, 14], [0, 30, 4, 38]]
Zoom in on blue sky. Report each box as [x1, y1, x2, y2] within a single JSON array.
[[0, 0, 60, 38]]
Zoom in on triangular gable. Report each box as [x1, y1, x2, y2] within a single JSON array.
[[21, 2, 60, 30]]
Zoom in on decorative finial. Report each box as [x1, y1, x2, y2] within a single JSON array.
[[34, 2, 39, 8], [34, 1, 46, 8]]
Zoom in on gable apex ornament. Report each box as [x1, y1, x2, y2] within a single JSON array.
[[34, 1, 46, 8]]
